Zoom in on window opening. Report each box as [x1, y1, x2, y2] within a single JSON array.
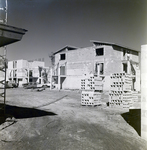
[[60, 54, 66, 60], [95, 48, 104, 56]]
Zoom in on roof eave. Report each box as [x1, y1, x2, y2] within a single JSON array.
[[90, 40, 140, 52], [53, 45, 78, 55]]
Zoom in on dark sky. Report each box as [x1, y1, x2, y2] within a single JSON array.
[[6, 0, 147, 66]]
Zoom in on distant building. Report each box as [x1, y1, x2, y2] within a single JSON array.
[[7, 59, 49, 87], [52, 41, 140, 91]]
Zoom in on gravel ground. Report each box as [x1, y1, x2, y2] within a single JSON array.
[[0, 88, 146, 150]]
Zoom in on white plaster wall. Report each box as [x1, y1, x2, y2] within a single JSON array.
[[8, 61, 13, 69], [141, 45, 147, 141], [62, 76, 82, 89], [31, 61, 45, 68]]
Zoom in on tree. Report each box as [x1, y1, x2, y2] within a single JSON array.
[[49, 53, 55, 66]]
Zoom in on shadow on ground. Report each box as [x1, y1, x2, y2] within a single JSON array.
[[121, 109, 141, 136], [0, 103, 57, 125]]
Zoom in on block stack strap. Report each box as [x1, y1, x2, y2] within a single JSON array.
[[109, 72, 133, 108], [81, 75, 103, 106]]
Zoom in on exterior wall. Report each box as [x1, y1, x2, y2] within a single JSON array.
[[94, 45, 122, 91], [8, 60, 28, 79], [67, 47, 94, 76], [17, 60, 28, 78], [94, 45, 123, 76], [8, 61, 13, 69], [17, 59, 28, 69], [29, 61, 45, 78], [54, 50, 66, 66], [30, 61, 44, 68], [62, 76, 82, 89]]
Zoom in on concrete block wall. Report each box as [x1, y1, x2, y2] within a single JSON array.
[[67, 61, 94, 76], [67, 47, 94, 62], [106, 46, 123, 75], [54, 50, 67, 65], [94, 45, 123, 76], [66, 47, 94, 74], [104, 58, 122, 75]]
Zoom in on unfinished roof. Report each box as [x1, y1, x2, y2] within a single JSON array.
[[0, 23, 27, 47], [90, 40, 140, 52], [53, 45, 78, 55]]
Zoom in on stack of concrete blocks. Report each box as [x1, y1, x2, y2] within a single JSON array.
[[81, 75, 103, 106], [109, 72, 133, 108]]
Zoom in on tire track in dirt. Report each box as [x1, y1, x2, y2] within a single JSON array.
[[2, 89, 147, 150], [33, 95, 68, 109]]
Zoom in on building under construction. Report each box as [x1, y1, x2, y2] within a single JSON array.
[[52, 41, 140, 91], [7, 59, 49, 87]]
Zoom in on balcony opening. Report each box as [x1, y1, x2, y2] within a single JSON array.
[[95, 48, 104, 56], [60, 66, 65, 75], [123, 63, 127, 73], [95, 63, 104, 75]]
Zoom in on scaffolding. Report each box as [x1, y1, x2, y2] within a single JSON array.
[[0, 0, 27, 119], [0, 0, 7, 118]]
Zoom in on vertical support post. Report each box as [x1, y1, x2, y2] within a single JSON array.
[[50, 67, 52, 90], [127, 60, 131, 74], [4, 59, 6, 117], [28, 68, 29, 83], [97, 63, 100, 77], [141, 44, 147, 141], [0, 47, 6, 118], [58, 66, 60, 89]]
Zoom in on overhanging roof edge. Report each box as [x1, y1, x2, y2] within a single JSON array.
[[53, 45, 79, 55], [90, 40, 140, 52], [0, 23, 27, 34]]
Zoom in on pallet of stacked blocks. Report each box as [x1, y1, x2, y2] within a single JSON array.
[[109, 72, 133, 108], [81, 90, 101, 106], [81, 75, 103, 106], [81, 76, 103, 91]]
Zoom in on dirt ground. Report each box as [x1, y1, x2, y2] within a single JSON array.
[[0, 88, 146, 150]]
